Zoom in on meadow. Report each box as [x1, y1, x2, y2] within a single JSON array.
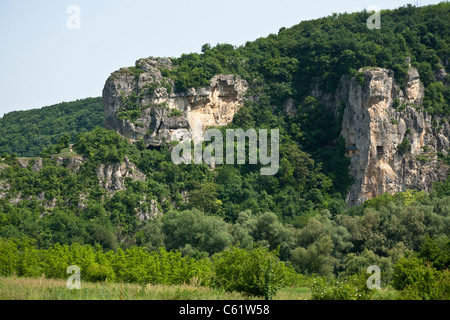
[[0, 276, 311, 300]]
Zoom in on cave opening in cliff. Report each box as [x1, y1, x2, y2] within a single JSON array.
[[377, 146, 384, 155], [147, 145, 162, 151]]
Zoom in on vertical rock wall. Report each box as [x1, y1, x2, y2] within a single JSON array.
[[338, 67, 449, 206], [102, 58, 248, 147]]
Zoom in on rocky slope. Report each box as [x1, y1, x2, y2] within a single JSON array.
[[330, 66, 449, 206], [104, 57, 449, 207], [103, 57, 248, 147], [96, 155, 146, 193]]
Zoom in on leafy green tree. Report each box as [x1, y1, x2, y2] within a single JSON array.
[[342, 249, 393, 283], [432, 175, 450, 197], [418, 236, 450, 270], [0, 97, 103, 157], [212, 245, 291, 299], [187, 182, 222, 215], [392, 255, 449, 300], [162, 209, 232, 256], [73, 127, 130, 163], [398, 138, 412, 155], [291, 234, 338, 279], [251, 212, 295, 260]]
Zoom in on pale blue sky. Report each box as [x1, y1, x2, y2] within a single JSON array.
[[0, 0, 443, 116]]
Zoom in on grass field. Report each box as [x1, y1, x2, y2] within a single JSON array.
[[0, 276, 311, 300]]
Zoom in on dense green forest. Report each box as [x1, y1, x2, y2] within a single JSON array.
[[135, 2, 449, 197], [0, 3, 449, 299], [168, 2, 449, 112], [0, 126, 448, 299], [0, 97, 104, 157]]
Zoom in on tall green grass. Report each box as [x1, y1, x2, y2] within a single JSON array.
[[0, 276, 310, 300]]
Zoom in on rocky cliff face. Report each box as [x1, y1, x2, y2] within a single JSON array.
[[96, 156, 146, 192], [95, 155, 158, 220], [104, 58, 448, 207], [103, 57, 248, 147], [334, 67, 449, 206]]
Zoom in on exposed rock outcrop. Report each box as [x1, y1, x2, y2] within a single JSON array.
[[335, 67, 449, 206], [136, 197, 161, 221], [435, 68, 447, 82], [17, 158, 29, 169], [0, 180, 10, 199], [51, 155, 85, 172], [283, 98, 297, 116], [103, 57, 248, 147], [96, 156, 146, 192], [32, 158, 43, 172], [104, 57, 448, 207], [66, 156, 85, 172]]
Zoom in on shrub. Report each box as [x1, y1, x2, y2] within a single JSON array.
[[392, 256, 430, 291], [0, 238, 20, 276], [356, 72, 365, 85], [392, 99, 400, 110], [212, 245, 291, 300], [397, 138, 411, 155], [0, 237, 213, 286], [128, 67, 145, 80], [310, 273, 375, 300], [390, 118, 399, 125], [167, 109, 183, 117], [418, 236, 450, 270], [402, 269, 449, 300], [392, 255, 449, 300], [85, 263, 116, 282]]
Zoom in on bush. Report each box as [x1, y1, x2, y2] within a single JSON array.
[[356, 72, 365, 85], [85, 263, 116, 282], [73, 127, 130, 163], [392, 256, 431, 291], [397, 138, 412, 155], [0, 238, 21, 276], [310, 273, 376, 300], [212, 245, 292, 300], [162, 209, 232, 256], [167, 109, 183, 117], [418, 236, 450, 270], [402, 269, 450, 300], [0, 238, 42, 278], [0, 237, 213, 286]]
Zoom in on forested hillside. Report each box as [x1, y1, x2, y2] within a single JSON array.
[[0, 126, 449, 299], [0, 3, 449, 300], [0, 97, 104, 157], [174, 2, 449, 106]]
